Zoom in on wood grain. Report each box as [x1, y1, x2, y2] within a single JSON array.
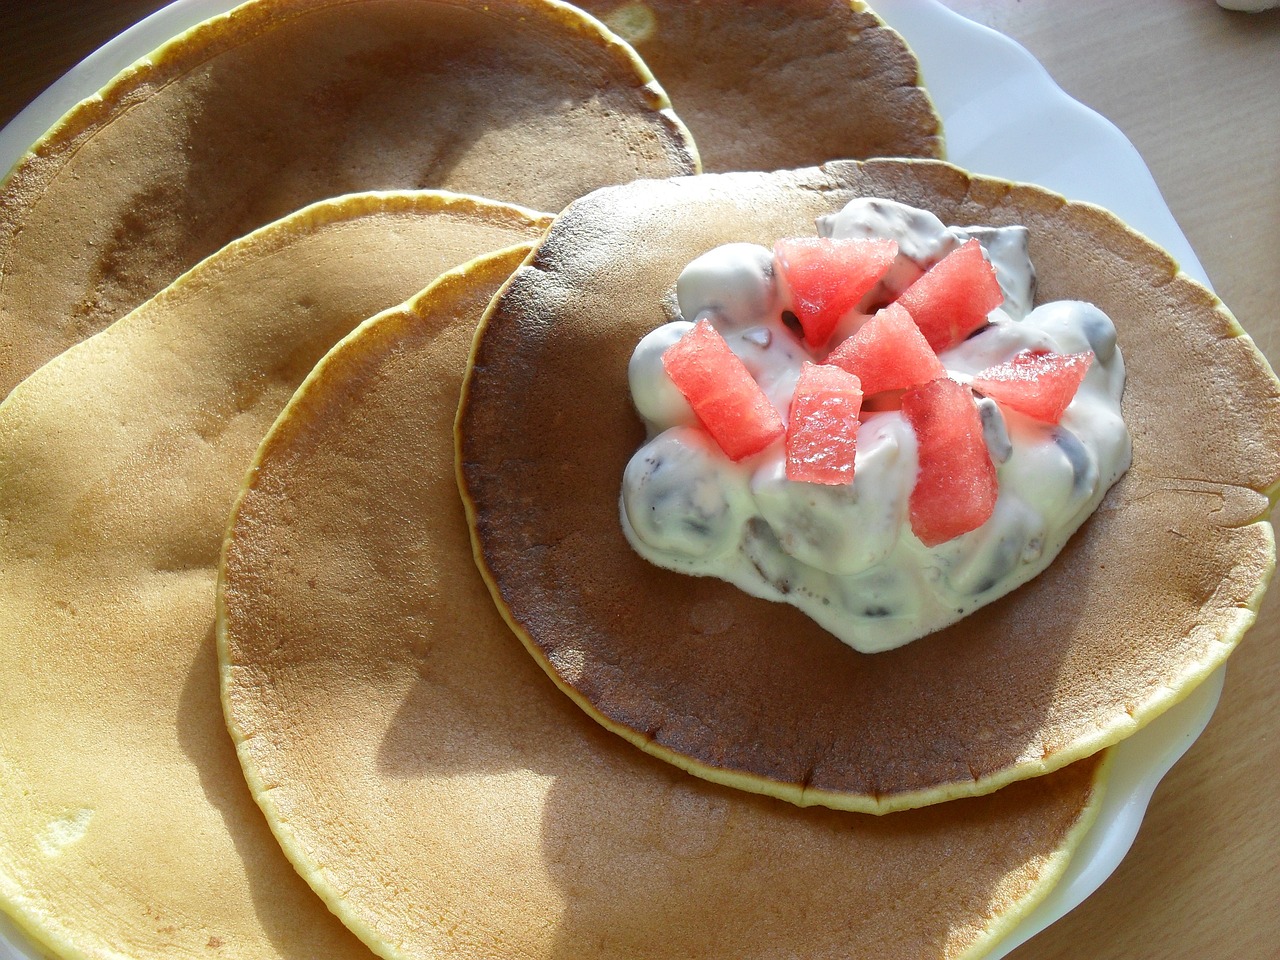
[[1, 2, 1276, 959], [0, 0, 171, 130], [937, 5, 1280, 959]]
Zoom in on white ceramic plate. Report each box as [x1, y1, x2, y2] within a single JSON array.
[[0, 1, 1223, 958], [872, 2, 1222, 955]]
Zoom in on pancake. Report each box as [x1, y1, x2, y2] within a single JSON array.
[[0, 0, 698, 397], [456, 158, 1280, 813], [576, 0, 944, 171], [218, 245, 1110, 960], [0, 192, 550, 959]]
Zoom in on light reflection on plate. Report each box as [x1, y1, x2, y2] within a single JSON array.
[[874, 2, 1221, 955], [0, 1, 1221, 958]]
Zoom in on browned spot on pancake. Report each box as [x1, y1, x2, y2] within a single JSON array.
[[457, 158, 1280, 811], [0, 0, 697, 395], [579, 0, 943, 172]]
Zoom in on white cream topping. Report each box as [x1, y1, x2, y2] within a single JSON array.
[[622, 198, 1131, 653]]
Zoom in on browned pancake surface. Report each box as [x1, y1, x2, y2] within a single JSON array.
[[457, 159, 1280, 811], [219, 248, 1107, 960], [577, 0, 943, 171], [0, 0, 697, 395]]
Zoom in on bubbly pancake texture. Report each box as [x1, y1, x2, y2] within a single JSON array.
[[457, 158, 1280, 813], [578, 0, 944, 171], [0, 192, 550, 959], [0, 0, 697, 396], [218, 246, 1109, 960]]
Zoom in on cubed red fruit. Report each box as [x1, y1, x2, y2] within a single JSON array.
[[901, 377, 997, 547], [662, 318, 784, 460], [774, 237, 897, 350], [786, 362, 864, 485], [895, 239, 1003, 353], [972, 350, 1094, 424], [825, 302, 945, 395]]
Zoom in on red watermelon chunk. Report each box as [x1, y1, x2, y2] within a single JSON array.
[[662, 318, 784, 460], [825, 302, 945, 395], [774, 237, 898, 350], [972, 349, 1094, 424], [896, 239, 1003, 353], [901, 377, 997, 547], [786, 362, 863, 485]]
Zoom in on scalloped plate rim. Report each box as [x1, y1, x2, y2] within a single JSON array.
[[0, 1, 1222, 958]]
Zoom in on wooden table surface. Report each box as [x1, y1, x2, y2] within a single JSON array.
[[2, 2, 1277, 959], [938, 5, 1280, 960]]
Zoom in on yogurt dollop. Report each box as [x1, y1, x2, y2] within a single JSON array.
[[622, 198, 1131, 654]]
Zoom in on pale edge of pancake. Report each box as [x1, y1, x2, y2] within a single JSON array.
[[214, 243, 540, 960], [536, 0, 702, 172], [0, 0, 701, 226], [456, 156, 1280, 814], [954, 749, 1112, 960], [0, 198, 549, 960], [1, 185, 554, 356], [213, 237, 1108, 960], [850, 0, 947, 159]]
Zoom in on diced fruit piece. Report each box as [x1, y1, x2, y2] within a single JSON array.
[[902, 377, 997, 547], [896, 239, 1003, 352], [774, 237, 898, 349], [662, 318, 784, 460], [786, 362, 864, 485], [825, 302, 945, 394], [972, 350, 1094, 424]]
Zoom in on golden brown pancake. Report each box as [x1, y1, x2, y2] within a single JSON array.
[[576, 0, 944, 171], [218, 246, 1109, 960], [0, 192, 549, 959], [0, 0, 697, 397], [457, 158, 1280, 813]]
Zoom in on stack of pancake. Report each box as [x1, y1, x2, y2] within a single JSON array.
[[0, 2, 1275, 960]]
